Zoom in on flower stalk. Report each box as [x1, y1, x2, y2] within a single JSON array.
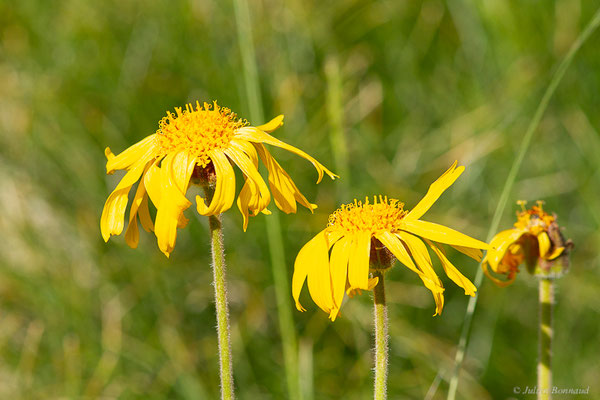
[[205, 185, 235, 400], [373, 270, 388, 400], [538, 278, 553, 400]]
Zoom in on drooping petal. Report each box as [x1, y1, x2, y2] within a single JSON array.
[[376, 231, 443, 293], [347, 231, 371, 291], [105, 134, 157, 174], [405, 161, 464, 220], [301, 231, 338, 315], [482, 229, 527, 271], [546, 246, 565, 260], [154, 152, 196, 257], [225, 146, 271, 231], [537, 231, 550, 258], [124, 163, 153, 248], [292, 229, 328, 312], [426, 240, 477, 296], [144, 158, 163, 208], [196, 150, 236, 216], [401, 219, 489, 250], [138, 193, 154, 233], [255, 143, 316, 214], [482, 261, 517, 287], [234, 127, 338, 183], [329, 236, 352, 321], [256, 114, 284, 133], [395, 231, 446, 316], [101, 148, 155, 242], [450, 245, 484, 261]]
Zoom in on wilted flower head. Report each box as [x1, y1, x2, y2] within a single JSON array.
[[101, 101, 337, 257], [482, 201, 573, 286], [292, 162, 489, 320]]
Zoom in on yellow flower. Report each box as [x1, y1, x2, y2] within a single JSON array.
[[101, 101, 337, 257], [292, 162, 489, 320], [482, 201, 568, 286]]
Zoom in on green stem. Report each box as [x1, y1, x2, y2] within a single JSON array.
[[373, 271, 388, 400], [446, 9, 600, 400], [538, 278, 553, 400], [233, 1, 301, 399], [205, 187, 235, 400]]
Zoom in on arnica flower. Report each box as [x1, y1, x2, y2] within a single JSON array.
[[101, 101, 337, 257], [482, 201, 573, 286], [292, 162, 489, 320]]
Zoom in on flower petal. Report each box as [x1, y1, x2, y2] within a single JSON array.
[[426, 240, 477, 296], [482, 229, 527, 272], [401, 219, 489, 250], [450, 245, 483, 261], [196, 150, 236, 216], [225, 146, 271, 231], [255, 143, 315, 214], [406, 161, 464, 220], [537, 231, 550, 258], [394, 231, 444, 288], [347, 231, 371, 291], [154, 152, 196, 257], [124, 163, 154, 248], [101, 149, 154, 242], [105, 134, 157, 174], [292, 229, 329, 312], [376, 231, 443, 294], [234, 127, 338, 183], [329, 236, 352, 321], [256, 114, 284, 133]]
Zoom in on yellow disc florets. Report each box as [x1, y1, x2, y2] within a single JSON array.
[[514, 200, 555, 235], [327, 196, 408, 234], [156, 101, 248, 167]]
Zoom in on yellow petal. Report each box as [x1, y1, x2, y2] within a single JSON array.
[[154, 152, 196, 257], [256, 114, 284, 133], [482, 229, 527, 272], [196, 150, 236, 216], [124, 163, 154, 248], [329, 236, 352, 321], [401, 219, 489, 250], [292, 229, 329, 312], [450, 245, 483, 261], [395, 231, 445, 295], [255, 143, 315, 214], [234, 127, 338, 183], [406, 161, 464, 220], [106, 134, 156, 174], [482, 260, 516, 287], [547, 246, 564, 260], [100, 151, 154, 242], [375, 231, 443, 293], [426, 240, 477, 296], [347, 231, 371, 291], [226, 147, 271, 230], [138, 194, 154, 233], [306, 235, 337, 316], [144, 158, 163, 208], [537, 231, 550, 258]]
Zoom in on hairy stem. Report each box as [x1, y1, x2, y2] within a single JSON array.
[[538, 278, 553, 400], [205, 185, 235, 400], [373, 270, 388, 400]]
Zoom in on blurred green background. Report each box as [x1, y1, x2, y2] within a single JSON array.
[[1, 0, 599, 398]]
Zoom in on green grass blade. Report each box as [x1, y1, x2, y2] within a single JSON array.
[[233, 1, 301, 399], [446, 8, 600, 400]]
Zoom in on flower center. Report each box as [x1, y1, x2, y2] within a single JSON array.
[[328, 196, 407, 234], [156, 101, 248, 167], [514, 201, 555, 235]]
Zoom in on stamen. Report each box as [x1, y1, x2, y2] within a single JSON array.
[[328, 196, 407, 234]]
